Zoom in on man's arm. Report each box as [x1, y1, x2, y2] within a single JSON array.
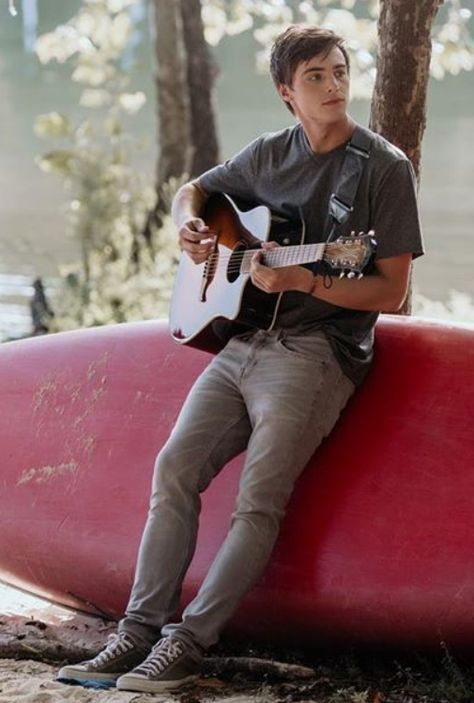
[[249, 250, 412, 313], [171, 181, 215, 264]]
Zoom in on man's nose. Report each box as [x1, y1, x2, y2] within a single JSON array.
[[326, 76, 339, 91]]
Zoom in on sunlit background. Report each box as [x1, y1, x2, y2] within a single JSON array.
[[1, 0, 474, 341]]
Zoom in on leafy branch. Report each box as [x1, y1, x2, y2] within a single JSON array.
[[34, 0, 179, 331]]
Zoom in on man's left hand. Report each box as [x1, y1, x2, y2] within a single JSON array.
[[250, 242, 313, 294]]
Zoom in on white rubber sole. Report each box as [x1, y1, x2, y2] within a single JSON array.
[[116, 672, 199, 693], [57, 665, 122, 682]]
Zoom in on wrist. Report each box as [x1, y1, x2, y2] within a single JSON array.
[[177, 214, 197, 230], [304, 270, 318, 296]]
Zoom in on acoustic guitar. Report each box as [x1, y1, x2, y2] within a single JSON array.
[[169, 193, 376, 352]]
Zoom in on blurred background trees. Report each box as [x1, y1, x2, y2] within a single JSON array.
[[23, 0, 474, 331]]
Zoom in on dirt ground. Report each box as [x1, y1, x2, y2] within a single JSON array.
[[2, 610, 474, 703], [1, 584, 474, 703]]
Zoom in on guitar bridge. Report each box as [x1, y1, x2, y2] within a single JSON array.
[[200, 267, 211, 302]]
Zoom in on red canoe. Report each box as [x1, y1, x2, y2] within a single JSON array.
[[0, 316, 473, 648]]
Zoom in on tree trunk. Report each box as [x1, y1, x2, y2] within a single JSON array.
[[370, 0, 444, 313], [153, 0, 190, 194], [180, 0, 220, 176], [150, 0, 220, 229]]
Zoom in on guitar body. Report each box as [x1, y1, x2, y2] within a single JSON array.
[[169, 194, 296, 351], [169, 193, 375, 352]]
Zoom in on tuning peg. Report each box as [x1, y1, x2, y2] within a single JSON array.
[[347, 271, 356, 279], [350, 230, 356, 236], [357, 272, 364, 280], [339, 271, 345, 278]]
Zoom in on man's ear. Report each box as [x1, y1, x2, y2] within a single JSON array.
[[278, 83, 292, 104]]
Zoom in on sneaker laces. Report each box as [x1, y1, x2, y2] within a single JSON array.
[[92, 632, 136, 668], [137, 638, 184, 677]]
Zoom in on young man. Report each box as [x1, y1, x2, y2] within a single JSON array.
[[59, 25, 423, 693]]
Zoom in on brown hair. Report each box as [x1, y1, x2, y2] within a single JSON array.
[[270, 25, 350, 111]]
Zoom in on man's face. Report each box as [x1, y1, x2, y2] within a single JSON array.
[[278, 46, 350, 125]]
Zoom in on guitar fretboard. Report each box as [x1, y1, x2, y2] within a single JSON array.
[[240, 243, 326, 273]]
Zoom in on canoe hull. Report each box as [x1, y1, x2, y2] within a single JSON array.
[[0, 317, 473, 648]]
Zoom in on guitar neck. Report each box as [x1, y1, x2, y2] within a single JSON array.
[[241, 243, 326, 273]]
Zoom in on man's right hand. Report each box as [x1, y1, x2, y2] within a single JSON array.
[[178, 217, 216, 265]]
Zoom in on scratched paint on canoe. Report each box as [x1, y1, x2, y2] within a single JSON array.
[[16, 461, 78, 487]]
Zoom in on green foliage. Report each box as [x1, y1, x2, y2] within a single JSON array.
[[34, 0, 180, 332], [202, 0, 474, 98]]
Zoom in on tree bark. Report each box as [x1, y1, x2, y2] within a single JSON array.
[[153, 0, 190, 193], [150, 0, 220, 225], [180, 0, 220, 177], [370, 0, 444, 313]]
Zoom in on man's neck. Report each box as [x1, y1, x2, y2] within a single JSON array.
[[302, 116, 356, 154]]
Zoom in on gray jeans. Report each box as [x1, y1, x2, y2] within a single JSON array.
[[119, 329, 355, 652]]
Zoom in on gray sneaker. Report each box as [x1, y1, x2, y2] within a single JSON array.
[[57, 632, 150, 682], [116, 636, 202, 693]]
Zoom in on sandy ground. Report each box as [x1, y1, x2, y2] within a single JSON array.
[[0, 585, 152, 702], [3, 584, 474, 702], [0, 658, 257, 703], [0, 619, 258, 703], [0, 659, 183, 703], [0, 584, 293, 703]]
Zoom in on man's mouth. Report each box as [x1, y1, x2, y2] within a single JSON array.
[[323, 98, 344, 106]]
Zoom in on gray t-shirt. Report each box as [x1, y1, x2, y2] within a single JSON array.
[[198, 122, 424, 386]]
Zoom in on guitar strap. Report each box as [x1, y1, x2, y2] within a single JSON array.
[[325, 125, 373, 243]]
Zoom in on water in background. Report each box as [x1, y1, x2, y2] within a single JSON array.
[[0, 0, 473, 338]]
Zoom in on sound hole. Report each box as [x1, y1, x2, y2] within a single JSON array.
[[227, 242, 247, 283]]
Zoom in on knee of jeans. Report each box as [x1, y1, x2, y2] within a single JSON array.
[[230, 507, 283, 545], [151, 444, 197, 500], [232, 490, 287, 531]]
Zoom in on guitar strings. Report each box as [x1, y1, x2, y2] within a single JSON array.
[[204, 245, 315, 264], [202, 245, 364, 264], [201, 241, 366, 264], [204, 255, 364, 275], [205, 253, 317, 275], [201, 234, 369, 259], [201, 243, 365, 276], [202, 248, 313, 275]]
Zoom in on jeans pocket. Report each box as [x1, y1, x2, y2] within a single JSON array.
[[277, 332, 334, 363]]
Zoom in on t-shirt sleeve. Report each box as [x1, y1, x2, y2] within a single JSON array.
[[197, 137, 262, 202], [371, 158, 424, 260]]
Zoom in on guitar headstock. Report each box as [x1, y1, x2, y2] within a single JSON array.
[[323, 231, 377, 278]]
